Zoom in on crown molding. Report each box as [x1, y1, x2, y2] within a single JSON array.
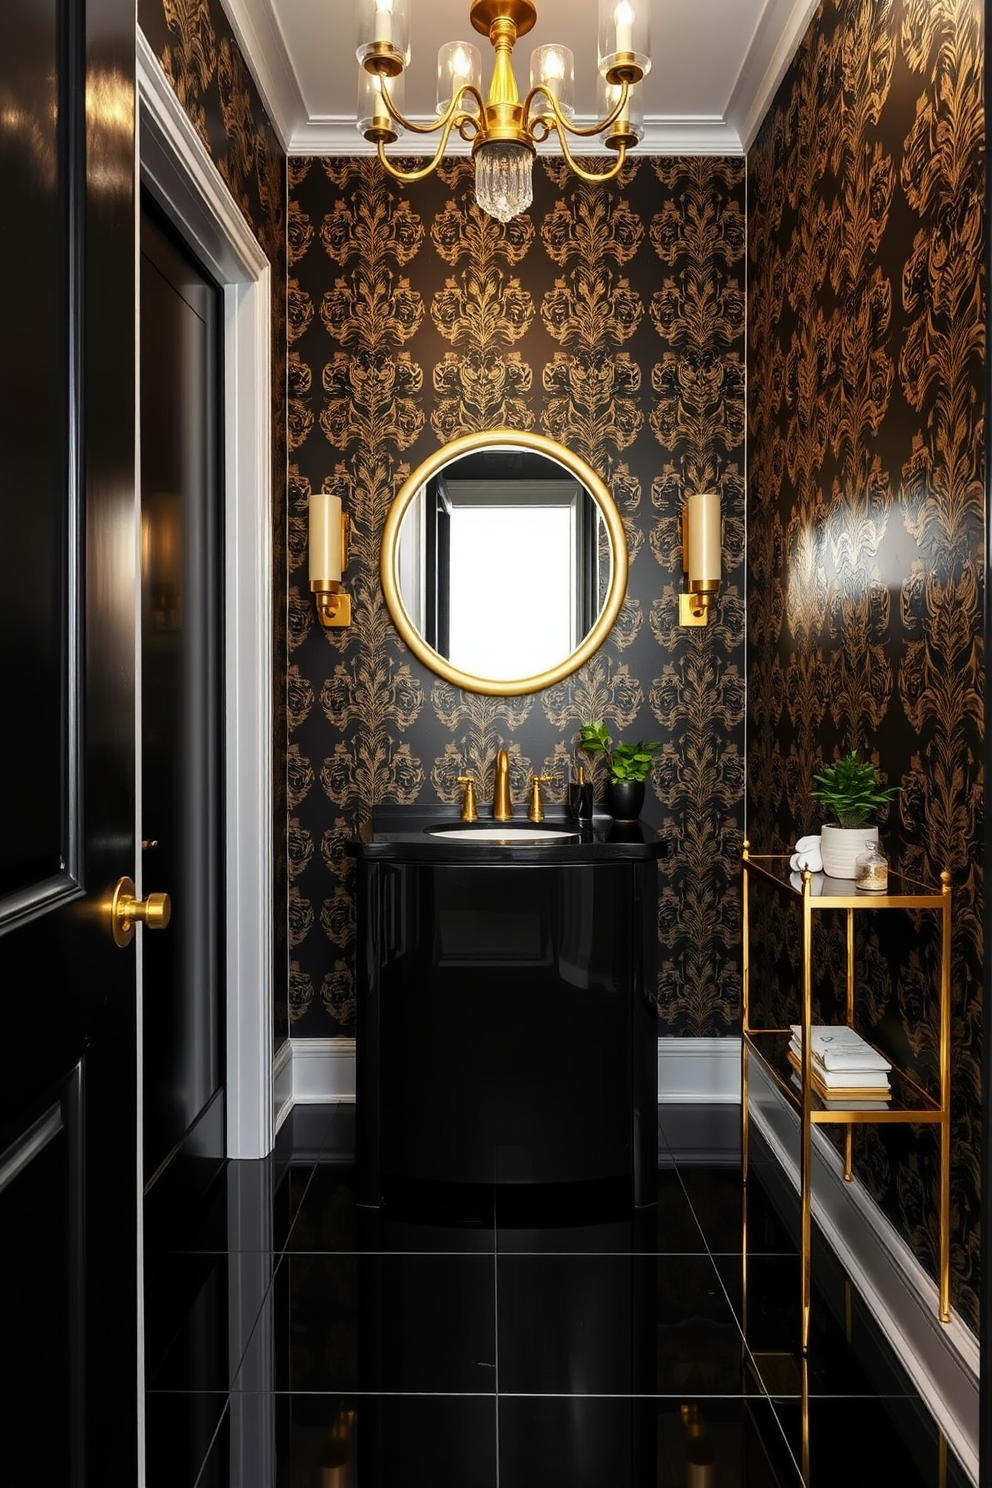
[[283, 115, 744, 158]]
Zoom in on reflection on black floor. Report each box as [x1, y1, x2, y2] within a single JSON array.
[[143, 1104, 969, 1488]]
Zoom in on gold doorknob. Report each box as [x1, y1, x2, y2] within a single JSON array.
[[107, 876, 172, 948]]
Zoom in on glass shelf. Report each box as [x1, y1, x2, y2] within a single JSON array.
[[740, 842, 952, 1347]]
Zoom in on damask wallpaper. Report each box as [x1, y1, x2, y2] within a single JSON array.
[[285, 156, 747, 1044], [747, 0, 984, 1330]]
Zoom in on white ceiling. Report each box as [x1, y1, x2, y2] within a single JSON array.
[[222, 0, 820, 157]]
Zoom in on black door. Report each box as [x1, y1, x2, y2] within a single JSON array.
[[0, 0, 139, 1484], [139, 197, 226, 1226]]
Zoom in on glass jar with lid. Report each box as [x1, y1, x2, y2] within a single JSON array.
[[855, 839, 889, 892]]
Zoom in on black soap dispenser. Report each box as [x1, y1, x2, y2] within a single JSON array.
[[568, 763, 594, 822]]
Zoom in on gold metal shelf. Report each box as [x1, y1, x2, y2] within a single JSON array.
[[740, 842, 952, 1352]]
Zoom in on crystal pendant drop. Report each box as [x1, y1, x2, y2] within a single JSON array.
[[474, 140, 533, 223]]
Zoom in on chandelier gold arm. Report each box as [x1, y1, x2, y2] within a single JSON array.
[[522, 76, 632, 141], [553, 128, 628, 183], [369, 70, 486, 138], [376, 127, 463, 183]]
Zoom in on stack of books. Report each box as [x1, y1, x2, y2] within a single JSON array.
[[787, 1023, 892, 1105]]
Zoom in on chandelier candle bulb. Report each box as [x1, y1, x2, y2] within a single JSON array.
[[598, 0, 650, 79], [357, 0, 408, 67], [614, 0, 634, 53], [438, 41, 482, 113], [530, 44, 574, 115]]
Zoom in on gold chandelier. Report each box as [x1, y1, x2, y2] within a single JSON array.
[[356, 0, 651, 223]]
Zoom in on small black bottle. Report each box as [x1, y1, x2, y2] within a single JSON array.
[[567, 764, 594, 821]]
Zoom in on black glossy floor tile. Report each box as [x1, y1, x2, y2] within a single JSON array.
[[141, 1104, 967, 1488], [770, 1396, 971, 1488], [715, 1253, 919, 1398], [143, 1391, 230, 1488], [676, 1164, 797, 1255], [257, 1249, 498, 1394], [283, 1160, 359, 1251], [495, 1183, 664, 1253], [271, 1393, 498, 1488], [147, 1250, 278, 1391], [658, 1102, 743, 1164]]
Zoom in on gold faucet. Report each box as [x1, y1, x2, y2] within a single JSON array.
[[456, 775, 478, 821], [492, 749, 512, 821], [527, 774, 551, 822]]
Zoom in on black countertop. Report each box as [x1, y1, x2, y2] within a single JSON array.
[[347, 806, 672, 864]]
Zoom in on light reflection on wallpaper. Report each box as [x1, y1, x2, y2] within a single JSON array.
[[747, 0, 984, 1332]]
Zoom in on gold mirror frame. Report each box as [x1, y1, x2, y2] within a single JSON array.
[[381, 429, 628, 697]]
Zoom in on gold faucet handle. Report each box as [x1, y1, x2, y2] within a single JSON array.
[[527, 773, 551, 822], [456, 775, 478, 822]]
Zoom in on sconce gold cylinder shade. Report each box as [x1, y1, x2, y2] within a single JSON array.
[[309, 492, 352, 627], [680, 490, 722, 626]]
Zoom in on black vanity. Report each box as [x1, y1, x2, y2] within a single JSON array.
[[348, 810, 666, 1209]]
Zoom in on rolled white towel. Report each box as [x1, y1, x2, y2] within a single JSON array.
[[790, 834, 822, 873]]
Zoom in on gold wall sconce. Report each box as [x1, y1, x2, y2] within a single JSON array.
[[680, 490, 721, 626], [309, 492, 351, 627]]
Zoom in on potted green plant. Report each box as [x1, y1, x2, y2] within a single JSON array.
[[810, 749, 902, 878], [577, 721, 663, 821]]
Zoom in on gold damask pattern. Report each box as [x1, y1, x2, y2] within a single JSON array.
[[287, 156, 745, 1039], [747, 0, 983, 1330]]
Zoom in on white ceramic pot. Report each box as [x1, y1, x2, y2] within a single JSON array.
[[819, 823, 879, 880]]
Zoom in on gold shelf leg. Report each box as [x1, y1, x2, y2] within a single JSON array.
[[800, 875, 813, 1354], [938, 877, 952, 1323], [801, 1355, 810, 1485], [741, 843, 750, 1187]]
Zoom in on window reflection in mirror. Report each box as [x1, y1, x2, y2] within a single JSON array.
[[382, 430, 627, 698], [395, 447, 605, 683]]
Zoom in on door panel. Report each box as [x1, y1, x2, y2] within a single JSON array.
[[0, 0, 138, 1483], [139, 197, 225, 1200]]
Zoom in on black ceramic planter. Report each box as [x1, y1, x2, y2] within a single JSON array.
[[605, 779, 645, 822]]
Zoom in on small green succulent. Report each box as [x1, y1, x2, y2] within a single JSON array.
[[810, 749, 902, 829], [577, 721, 663, 784]]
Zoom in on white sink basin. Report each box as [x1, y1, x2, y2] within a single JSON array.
[[426, 824, 581, 843]]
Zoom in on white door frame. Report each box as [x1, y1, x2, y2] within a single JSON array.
[[136, 32, 274, 1160]]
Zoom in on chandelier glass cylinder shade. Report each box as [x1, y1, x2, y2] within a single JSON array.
[[355, 0, 651, 223]]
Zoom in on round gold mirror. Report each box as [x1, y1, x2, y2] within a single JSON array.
[[381, 430, 628, 696]]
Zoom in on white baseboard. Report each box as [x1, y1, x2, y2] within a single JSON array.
[[272, 1037, 294, 1134], [748, 1059, 980, 1487], [657, 1036, 741, 1102], [289, 1036, 356, 1104], [285, 1035, 741, 1105]]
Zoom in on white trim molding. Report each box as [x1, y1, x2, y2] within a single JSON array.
[[290, 1038, 358, 1105], [138, 30, 274, 1161], [286, 1036, 742, 1107], [658, 1036, 741, 1103]]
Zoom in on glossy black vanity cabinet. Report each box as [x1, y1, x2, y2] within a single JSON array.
[[348, 814, 665, 1208]]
